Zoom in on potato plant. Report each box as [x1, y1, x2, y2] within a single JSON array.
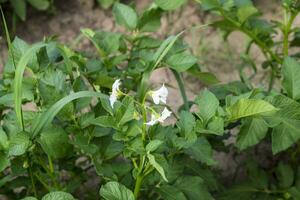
[[1, 0, 300, 200]]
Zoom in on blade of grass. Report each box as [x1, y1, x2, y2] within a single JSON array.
[[14, 43, 46, 129], [0, 6, 15, 68], [31, 91, 107, 137], [152, 31, 183, 70]]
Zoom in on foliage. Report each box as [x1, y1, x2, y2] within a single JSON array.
[[1, 0, 300, 200], [0, 0, 52, 21]]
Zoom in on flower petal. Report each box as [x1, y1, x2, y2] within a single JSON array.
[[151, 84, 168, 105]]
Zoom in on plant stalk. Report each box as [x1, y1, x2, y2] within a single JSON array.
[[172, 69, 189, 111], [133, 175, 143, 199]]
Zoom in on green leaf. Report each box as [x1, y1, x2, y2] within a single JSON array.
[[177, 111, 197, 140], [0, 128, 9, 150], [188, 70, 219, 85], [10, 0, 26, 20], [236, 117, 269, 150], [116, 97, 135, 126], [21, 197, 38, 200], [97, 0, 116, 9], [99, 181, 135, 200], [42, 191, 75, 200], [31, 91, 106, 137], [276, 162, 294, 189], [154, 0, 186, 10], [282, 57, 300, 100], [195, 89, 219, 123], [8, 132, 31, 156], [39, 127, 72, 159], [147, 153, 168, 182], [138, 8, 162, 32], [112, 3, 138, 30], [91, 116, 117, 129], [14, 42, 46, 129], [157, 185, 187, 200], [272, 119, 300, 154], [206, 116, 224, 135], [184, 137, 216, 166], [166, 52, 197, 72], [0, 152, 9, 172], [175, 176, 213, 200], [27, 0, 50, 10], [227, 99, 277, 121], [152, 32, 183, 70], [198, 0, 220, 10], [237, 6, 258, 23], [267, 95, 300, 154], [146, 140, 163, 152]]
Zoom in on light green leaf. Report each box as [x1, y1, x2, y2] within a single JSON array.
[[227, 99, 278, 121], [206, 116, 224, 135], [146, 140, 163, 152], [157, 185, 187, 200], [147, 153, 168, 182], [282, 57, 300, 100], [166, 52, 197, 72], [0, 152, 9, 172], [236, 117, 269, 150], [8, 132, 31, 156], [154, 0, 186, 10], [195, 89, 219, 123], [0, 128, 8, 150], [113, 3, 138, 30], [100, 181, 135, 200], [42, 191, 75, 200], [14, 42, 46, 129], [237, 6, 258, 23], [91, 116, 117, 129], [21, 197, 38, 200]]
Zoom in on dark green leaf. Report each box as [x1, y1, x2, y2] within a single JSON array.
[[39, 127, 72, 159]]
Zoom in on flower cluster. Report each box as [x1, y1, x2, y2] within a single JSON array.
[[109, 80, 172, 126]]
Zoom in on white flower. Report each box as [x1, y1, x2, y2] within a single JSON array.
[[109, 79, 121, 108], [151, 84, 168, 105], [146, 107, 172, 126]]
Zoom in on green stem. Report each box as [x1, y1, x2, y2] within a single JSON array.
[[48, 156, 60, 189], [27, 154, 37, 197], [219, 8, 282, 64], [283, 10, 297, 57], [134, 175, 144, 199], [172, 69, 189, 111]]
